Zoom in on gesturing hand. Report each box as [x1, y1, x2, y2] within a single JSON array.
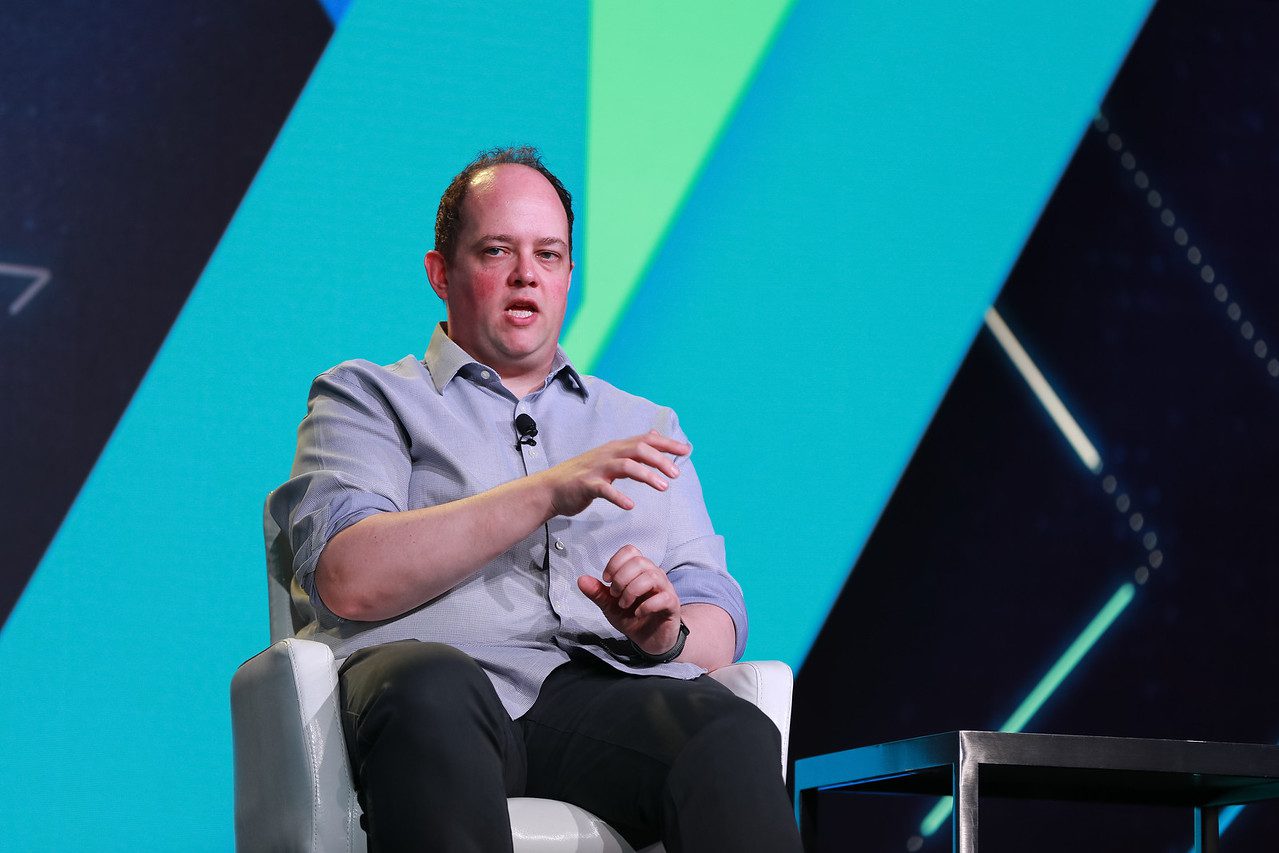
[[577, 545, 682, 657], [540, 431, 690, 517]]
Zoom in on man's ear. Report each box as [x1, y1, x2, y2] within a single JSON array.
[[424, 250, 449, 301]]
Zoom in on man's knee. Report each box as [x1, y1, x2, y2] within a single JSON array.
[[627, 677, 783, 777], [342, 640, 502, 731], [682, 693, 782, 768]]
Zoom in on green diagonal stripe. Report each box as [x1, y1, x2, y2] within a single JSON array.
[[920, 582, 1138, 837], [566, 0, 795, 369]]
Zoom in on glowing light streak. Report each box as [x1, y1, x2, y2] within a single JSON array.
[[985, 307, 1102, 473], [920, 582, 1138, 836]]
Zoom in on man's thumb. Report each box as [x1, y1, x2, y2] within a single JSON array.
[[577, 575, 611, 604]]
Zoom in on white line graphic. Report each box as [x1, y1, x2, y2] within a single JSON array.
[[0, 263, 52, 316], [985, 306, 1103, 473]]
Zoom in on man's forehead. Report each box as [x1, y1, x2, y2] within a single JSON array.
[[466, 162, 543, 193], [460, 164, 567, 229]]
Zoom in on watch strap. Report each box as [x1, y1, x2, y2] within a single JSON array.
[[629, 620, 690, 664]]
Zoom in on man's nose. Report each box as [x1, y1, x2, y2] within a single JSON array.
[[510, 252, 538, 286]]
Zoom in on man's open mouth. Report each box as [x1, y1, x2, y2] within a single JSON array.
[[506, 301, 538, 319]]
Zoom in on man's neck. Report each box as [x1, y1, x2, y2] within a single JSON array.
[[441, 322, 556, 399], [499, 368, 551, 400], [483, 352, 556, 399]]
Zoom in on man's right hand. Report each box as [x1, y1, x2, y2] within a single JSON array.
[[537, 430, 690, 517]]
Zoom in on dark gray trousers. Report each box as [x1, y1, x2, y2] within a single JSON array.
[[338, 640, 802, 852]]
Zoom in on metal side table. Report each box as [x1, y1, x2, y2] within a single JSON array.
[[794, 731, 1279, 852]]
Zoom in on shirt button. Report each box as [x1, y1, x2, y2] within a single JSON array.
[[554, 540, 565, 551], [480, 370, 491, 380]]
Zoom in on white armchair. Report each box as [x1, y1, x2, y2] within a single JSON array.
[[231, 507, 793, 852]]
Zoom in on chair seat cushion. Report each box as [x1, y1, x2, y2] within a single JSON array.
[[509, 797, 664, 853]]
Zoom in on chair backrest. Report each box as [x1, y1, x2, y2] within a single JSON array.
[[263, 492, 316, 644]]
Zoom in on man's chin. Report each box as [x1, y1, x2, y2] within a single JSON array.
[[490, 341, 555, 373], [496, 329, 559, 358]]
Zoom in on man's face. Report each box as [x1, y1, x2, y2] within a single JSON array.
[[425, 164, 573, 380]]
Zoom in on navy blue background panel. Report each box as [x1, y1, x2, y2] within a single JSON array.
[[0, 1, 331, 622]]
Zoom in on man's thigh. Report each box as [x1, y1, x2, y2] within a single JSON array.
[[338, 640, 528, 803], [518, 655, 782, 842]]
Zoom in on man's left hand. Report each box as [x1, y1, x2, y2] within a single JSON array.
[[578, 544, 682, 657]]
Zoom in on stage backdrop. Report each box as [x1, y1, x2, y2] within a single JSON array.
[[11, 1, 1277, 851]]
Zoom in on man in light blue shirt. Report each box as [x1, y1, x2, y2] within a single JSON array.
[[270, 147, 801, 852]]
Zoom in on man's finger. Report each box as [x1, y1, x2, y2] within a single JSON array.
[[638, 432, 691, 458], [606, 555, 645, 590], [610, 555, 664, 598], [617, 574, 658, 610], [603, 545, 642, 582], [634, 590, 679, 618], [615, 458, 669, 492], [596, 481, 635, 512], [631, 441, 682, 480]]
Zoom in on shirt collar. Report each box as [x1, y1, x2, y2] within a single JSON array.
[[422, 322, 589, 399]]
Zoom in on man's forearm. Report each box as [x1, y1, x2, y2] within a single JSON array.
[[315, 473, 555, 621], [678, 603, 737, 671], [314, 431, 690, 622]]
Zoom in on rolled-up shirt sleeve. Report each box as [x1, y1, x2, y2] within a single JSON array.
[[267, 364, 411, 614], [661, 414, 749, 661]]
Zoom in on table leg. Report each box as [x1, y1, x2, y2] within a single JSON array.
[[953, 757, 978, 853], [797, 786, 818, 851], [1194, 806, 1220, 853]]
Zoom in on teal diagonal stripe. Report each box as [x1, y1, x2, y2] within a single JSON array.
[[594, 0, 1154, 668]]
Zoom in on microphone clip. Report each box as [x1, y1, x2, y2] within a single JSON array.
[[514, 413, 539, 451]]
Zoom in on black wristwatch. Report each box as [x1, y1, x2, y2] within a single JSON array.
[[630, 620, 690, 664]]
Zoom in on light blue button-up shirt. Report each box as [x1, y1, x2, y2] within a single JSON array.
[[267, 325, 747, 717]]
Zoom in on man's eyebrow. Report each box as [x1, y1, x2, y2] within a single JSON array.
[[473, 234, 568, 249]]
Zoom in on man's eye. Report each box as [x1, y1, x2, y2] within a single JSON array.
[[538, 251, 560, 261], [483, 247, 505, 256]]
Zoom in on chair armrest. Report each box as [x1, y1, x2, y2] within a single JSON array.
[[231, 638, 364, 853], [707, 660, 793, 779]]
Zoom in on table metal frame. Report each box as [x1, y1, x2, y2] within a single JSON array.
[[794, 730, 1279, 852]]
